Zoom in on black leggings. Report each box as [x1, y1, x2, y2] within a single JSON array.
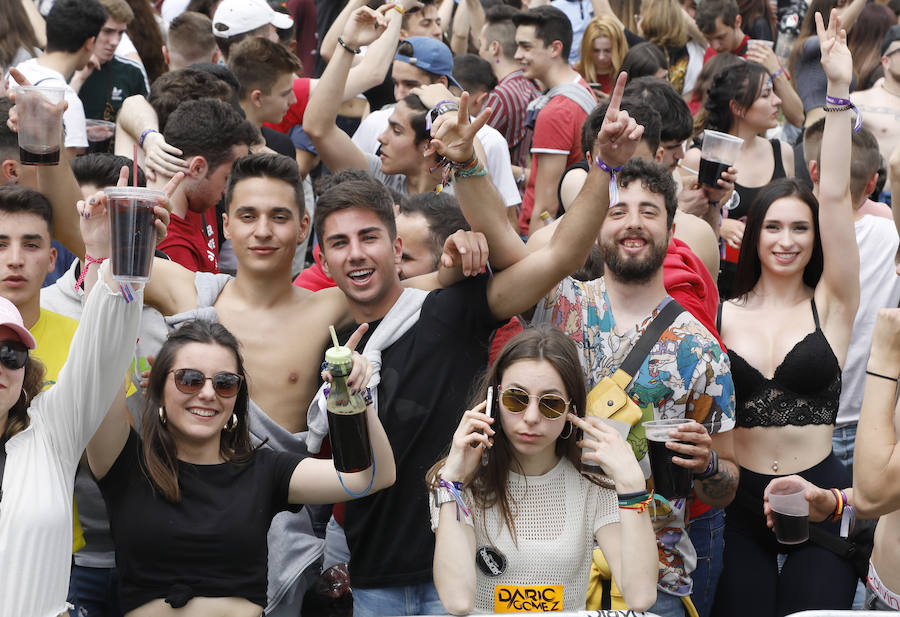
[[711, 453, 857, 617]]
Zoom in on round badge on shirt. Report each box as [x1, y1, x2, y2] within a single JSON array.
[[476, 546, 507, 577]]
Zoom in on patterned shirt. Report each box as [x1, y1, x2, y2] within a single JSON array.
[[533, 276, 735, 597], [486, 70, 540, 169]]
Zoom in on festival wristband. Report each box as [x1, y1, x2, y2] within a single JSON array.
[[594, 156, 623, 204], [824, 95, 862, 132], [139, 128, 158, 148]]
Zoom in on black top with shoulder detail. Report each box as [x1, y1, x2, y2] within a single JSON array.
[[98, 429, 302, 613], [718, 299, 841, 428]]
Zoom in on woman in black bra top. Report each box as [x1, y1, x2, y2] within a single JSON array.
[[712, 13, 859, 617], [682, 61, 796, 300]]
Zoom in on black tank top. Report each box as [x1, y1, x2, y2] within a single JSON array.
[[718, 299, 841, 427], [731, 139, 787, 220]]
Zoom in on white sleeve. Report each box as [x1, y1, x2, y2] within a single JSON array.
[[62, 89, 88, 148], [477, 125, 521, 207], [29, 263, 142, 466]]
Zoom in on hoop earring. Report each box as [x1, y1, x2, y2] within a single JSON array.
[[158, 405, 167, 425], [560, 420, 573, 440], [225, 413, 238, 432]]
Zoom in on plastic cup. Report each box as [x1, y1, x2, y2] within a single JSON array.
[[699, 129, 744, 187], [644, 418, 694, 499], [749, 39, 774, 48], [768, 479, 809, 544], [105, 187, 163, 283], [86, 119, 116, 154], [15, 86, 65, 166]]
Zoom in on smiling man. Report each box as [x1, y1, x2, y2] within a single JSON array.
[[153, 98, 257, 273], [72, 0, 150, 124]]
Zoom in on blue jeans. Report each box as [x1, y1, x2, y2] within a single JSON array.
[[650, 589, 686, 617], [67, 565, 122, 617], [832, 423, 857, 476], [689, 507, 725, 617], [353, 582, 446, 617]]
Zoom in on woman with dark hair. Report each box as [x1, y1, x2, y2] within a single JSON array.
[[0, 183, 163, 617], [618, 42, 669, 81], [712, 12, 859, 616], [86, 319, 396, 616], [738, 0, 777, 42], [429, 326, 657, 615], [682, 60, 794, 299]]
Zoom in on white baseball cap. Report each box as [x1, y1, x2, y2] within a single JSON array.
[[212, 0, 294, 38]]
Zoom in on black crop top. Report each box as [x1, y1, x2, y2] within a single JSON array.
[[718, 299, 841, 428], [98, 430, 302, 613], [731, 139, 787, 220]]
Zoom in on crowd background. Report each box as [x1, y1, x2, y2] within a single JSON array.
[[2, 0, 900, 616]]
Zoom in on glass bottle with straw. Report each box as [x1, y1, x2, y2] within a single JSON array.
[[325, 325, 372, 473]]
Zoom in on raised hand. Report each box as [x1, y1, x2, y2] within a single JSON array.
[[745, 41, 779, 74], [441, 402, 495, 483], [427, 91, 491, 164], [321, 324, 373, 395], [592, 72, 644, 171], [816, 10, 852, 87], [569, 413, 646, 492], [341, 4, 392, 49]]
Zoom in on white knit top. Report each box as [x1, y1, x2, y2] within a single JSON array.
[[0, 271, 142, 617], [438, 457, 619, 613]]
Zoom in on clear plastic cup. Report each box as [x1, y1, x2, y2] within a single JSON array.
[[15, 86, 65, 166], [699, 130, 744, 187], [105, 187, 163, 283], [644, 418, 694, 499], [768, 479, 810, 545], [86, 119, 116, 153], [749, 39, 775, 48]]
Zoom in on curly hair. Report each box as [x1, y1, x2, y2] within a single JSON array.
[[618, 157, 679, 227]]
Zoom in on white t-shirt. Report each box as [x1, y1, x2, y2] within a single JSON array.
[[10, 58, 88, 149], [352, 106, 522, 207], [836, 214, 900, 426], [432, 457, 618, 613]]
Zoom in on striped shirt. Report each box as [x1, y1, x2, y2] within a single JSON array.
[[486, 70, 541, 168]]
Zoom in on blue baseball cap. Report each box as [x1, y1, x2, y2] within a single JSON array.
[[394, 37, 462, 90]]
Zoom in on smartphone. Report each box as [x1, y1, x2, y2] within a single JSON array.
[[473, 387, 494, 450]]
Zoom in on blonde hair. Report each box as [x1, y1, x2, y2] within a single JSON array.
[[575, 15, 628, 83], [640, 0, 688, 49]]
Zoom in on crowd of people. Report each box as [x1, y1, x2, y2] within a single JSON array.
[[1, 0, 900, 616]]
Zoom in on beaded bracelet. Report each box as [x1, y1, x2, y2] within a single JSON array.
[[337, 36, 361, 55], [824, 95, 862, 132]]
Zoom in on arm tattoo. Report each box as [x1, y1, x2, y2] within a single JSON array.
[[697, 461, 738, 501]]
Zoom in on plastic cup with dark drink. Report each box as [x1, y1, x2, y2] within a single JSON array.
[[644, 418, 694, 500], [15, 85, 65, 166], [325, 326, 372, 474], [86, 119, 116, 154], [699, 130, 743, 187], [768, 479, 809, 545], [105, 187, 163, 283]]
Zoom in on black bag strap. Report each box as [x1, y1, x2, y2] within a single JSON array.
[[619, 300, 685, 379]]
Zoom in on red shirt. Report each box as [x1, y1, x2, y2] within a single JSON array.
[[293, 245, 335, 291], [157, 209, 219, 273], [263, 77, 312, 134], [702, 34, 751, 63], [519, 78, 596, 235], [485, 70, 541, 169]]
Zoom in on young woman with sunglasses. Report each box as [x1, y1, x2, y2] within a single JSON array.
[[85, 320, 396, 617], [0, 184, 160, 617], [428, 326, 657, 615]]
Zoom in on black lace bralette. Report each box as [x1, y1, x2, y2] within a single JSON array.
[[725, 300, 841, 428]]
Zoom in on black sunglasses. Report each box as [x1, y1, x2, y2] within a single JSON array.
[[169, 368, 243, 398], [0, 340, 29, 371]]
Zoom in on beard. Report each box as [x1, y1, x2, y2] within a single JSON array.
[[598, 234, 668, 284]]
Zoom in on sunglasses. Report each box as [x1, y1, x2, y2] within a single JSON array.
[[170, 369, 243, 398], [499, 387, 569, 419], [0, 340, 28, 371]]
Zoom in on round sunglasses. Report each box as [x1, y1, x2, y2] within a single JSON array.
[[169, 369, 244, 398], [0, 340, 29, 371], [498, 387, 570, 419]]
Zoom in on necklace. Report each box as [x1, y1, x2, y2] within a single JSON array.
[[881, 82, 900, 98]]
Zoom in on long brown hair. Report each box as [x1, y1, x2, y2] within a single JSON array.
[[1, 355, 45, 441], [0, 0, 42, 68], [140, 320, 254, 502], [426, 326, 588, 541], [123, 0, 167, 83]]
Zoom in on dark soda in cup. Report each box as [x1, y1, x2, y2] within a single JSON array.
[[105, 187, 163, 283], [19, 146, 60, 166], [698, 158, 730, 188], [772, 511, 809, 544], [644, 418, 694, 499]]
